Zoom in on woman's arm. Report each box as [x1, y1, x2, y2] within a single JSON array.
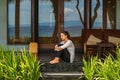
[[55, 40, 72, 51], [60, 40, 71, 49], [54, 43, 63, 51], [54, 45, 58, 51], [56, 47, 63, 51]]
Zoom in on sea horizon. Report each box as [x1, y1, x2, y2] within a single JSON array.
[[8, 20, 102, 37]]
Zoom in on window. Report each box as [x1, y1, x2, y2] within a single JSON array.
[[39, 0, 55, 37], [89, 0, 116, 29], [8, 0, 31, 44], [106, 0, 116, 29], [38, 0, 57, 44], [7, 0, 117, 45], [91, 0, 103, 29], [64, 0, 84, 37]]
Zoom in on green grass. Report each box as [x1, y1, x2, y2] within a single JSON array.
[[83, 46, 120, 80], [0, 45, 42, 80]]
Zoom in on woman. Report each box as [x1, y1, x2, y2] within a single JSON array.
[[49, 31, 75, 64]]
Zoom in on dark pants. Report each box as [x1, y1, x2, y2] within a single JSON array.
[[55, 44, 70, 62]]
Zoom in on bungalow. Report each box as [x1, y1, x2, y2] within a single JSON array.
[[0, 0, 120, 79]]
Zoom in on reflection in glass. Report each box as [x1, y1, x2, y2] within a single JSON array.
[[107, 0, 116, 29], [39, 0, 55, 37], [92, 0, 103, 29], [8, 0, 15, 43], [8, 0, 31, 44], [20, 0, 31, 42], [64, 0, 84, 37]]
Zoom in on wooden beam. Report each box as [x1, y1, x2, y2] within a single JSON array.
[[31, 0, 38, 42]]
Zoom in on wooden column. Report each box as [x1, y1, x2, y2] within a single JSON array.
[[58, 0, 64, 42], [31, 0, 38, 42], [84, 0, 90, 29], [103, 0, 107, 29], [14, 0, 20, 42], [89, 0, 92, 29], [84, 0, 88, 29], [60, 0, 64, 32], [114, 0, 116, 29], [82, 0, 89, 44]]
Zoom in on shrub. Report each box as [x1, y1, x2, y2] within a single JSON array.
[[83, 47, 120, 80], [0, 45, 42, 80]]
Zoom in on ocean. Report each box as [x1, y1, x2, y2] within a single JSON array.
[[8, 21, 102, 38]]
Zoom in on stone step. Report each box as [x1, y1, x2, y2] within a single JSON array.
[[41, 72, 84, 80], [39, 53, 83, 63], [41, 62, 83, 73], [38, 49, 84, 63]]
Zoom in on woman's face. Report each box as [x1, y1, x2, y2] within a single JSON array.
[[60, 33, 67, 41]]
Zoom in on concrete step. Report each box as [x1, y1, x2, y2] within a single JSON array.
[[39, 50, 84, 80], [41, 62, 83, 73], [39, 53, 83, 63], [38, 48, 84, 63], [41, 72, 84, 80]]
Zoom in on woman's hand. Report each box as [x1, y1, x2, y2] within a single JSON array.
[[56, 47, 62, 51], [54, 45, 63, 51], [54, 45, 58, 51]]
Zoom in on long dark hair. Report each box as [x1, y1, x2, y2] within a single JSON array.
[[61, 31, 70, 39]]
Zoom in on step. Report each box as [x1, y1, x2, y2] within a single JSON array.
[[39, 53, 83, 63], [41, 62, 83, 72], [38, 48, 84, 63], [42, 72, 84, 78], [41, 72, 84, 80]]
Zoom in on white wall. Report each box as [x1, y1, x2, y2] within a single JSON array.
[[117, 0, 120, 29], [0, 0, 7, 45]]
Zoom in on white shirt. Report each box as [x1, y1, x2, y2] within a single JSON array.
[[60, 40, 75, 63]]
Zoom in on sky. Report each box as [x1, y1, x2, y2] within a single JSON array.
[[9, 0, 103, 27], [9, 0, 31, 26]]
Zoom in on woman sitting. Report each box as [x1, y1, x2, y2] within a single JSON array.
[[49, 31, 75, 64]]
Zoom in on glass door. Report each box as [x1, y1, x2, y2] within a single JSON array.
[[38, 0, 85, 48], [64, 0, 84, 47], [38, 0, 58, 48]]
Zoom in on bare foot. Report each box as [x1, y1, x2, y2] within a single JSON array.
[[49, 57, 60, 64]]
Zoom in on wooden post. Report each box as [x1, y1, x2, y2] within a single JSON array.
[[84, 0, 89, 29], [58, 0, 64, 42], [114, 0, 116, 29], [89, 0, 92, 29], [14, 0, 20, 42], [31, 0, 38, 42], [103, 0, 107, 29]]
